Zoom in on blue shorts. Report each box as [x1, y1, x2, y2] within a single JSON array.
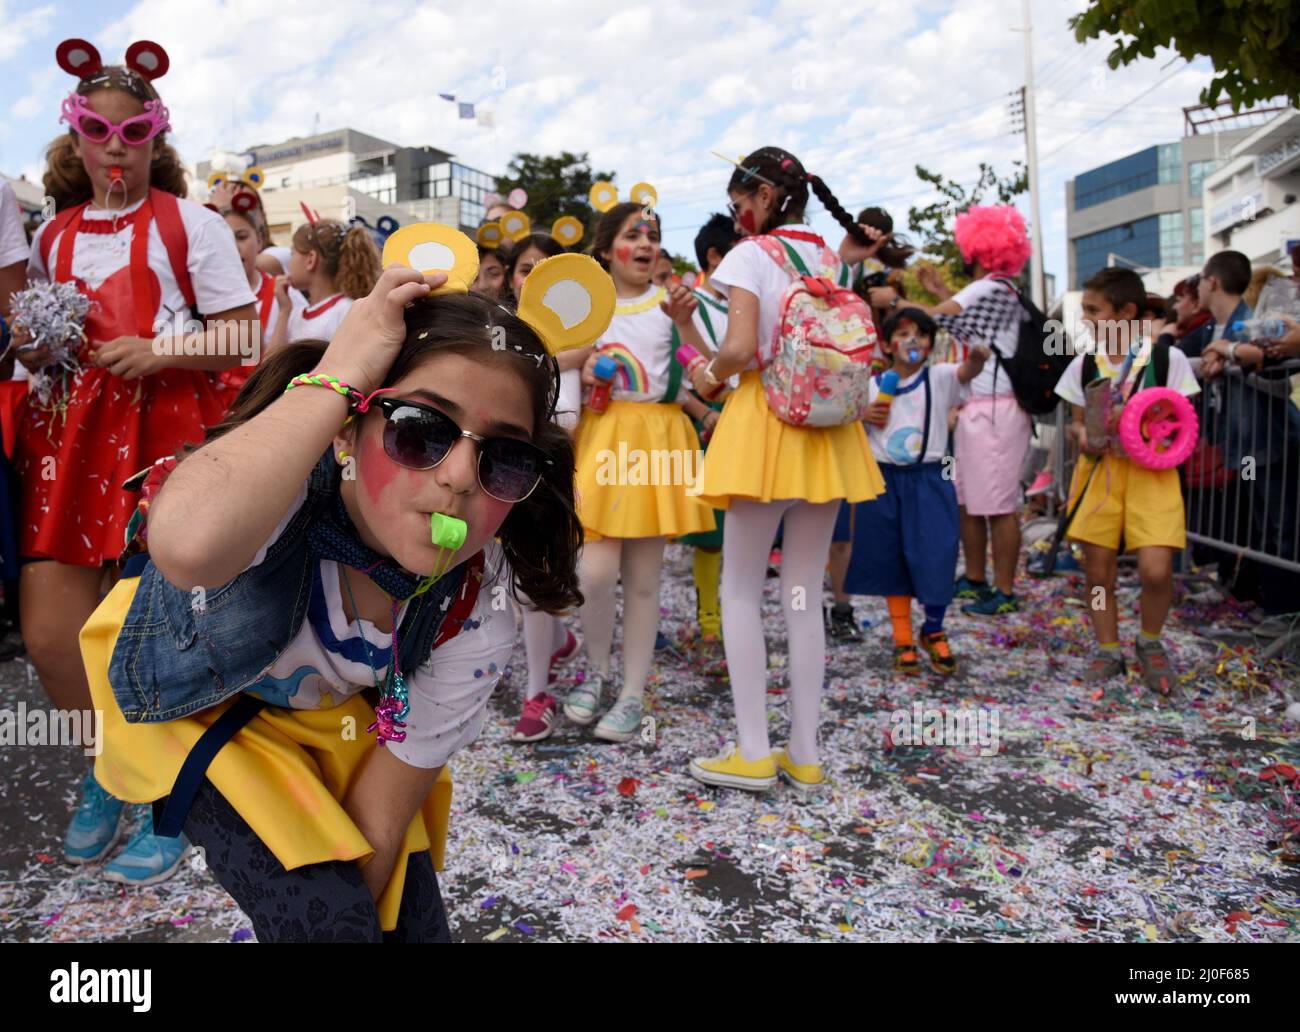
[[832, 499, 855, 543], [844, 462, 958, 604]]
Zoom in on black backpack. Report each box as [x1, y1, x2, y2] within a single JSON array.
[[990, 278, 1072, 416], [1080, 339, 1170, 392]]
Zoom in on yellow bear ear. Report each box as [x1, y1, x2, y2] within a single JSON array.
[[206, 171, 226, 190], [500, 210, 531, 242], [589, 181, 618, 213], [382, 223, 479, 295], [630, 182, 657, 209], [476, 221, 504, 249], [551, 216, 583, 247], [243, 166, 265, 190], [516, 254, 615, 356]]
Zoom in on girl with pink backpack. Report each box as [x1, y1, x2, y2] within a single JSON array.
[[686, 147, 889, 794]]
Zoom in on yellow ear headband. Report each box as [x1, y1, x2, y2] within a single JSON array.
[[588, 180, 657, 214], [207, 166, 266, 193], [382, 223, 615, 356]]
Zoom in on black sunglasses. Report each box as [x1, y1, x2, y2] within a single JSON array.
[[374, 397, 551, 503]]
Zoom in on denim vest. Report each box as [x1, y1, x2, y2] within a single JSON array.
[[108, 453, 469, 723]]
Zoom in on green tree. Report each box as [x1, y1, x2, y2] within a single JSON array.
[[1070, 0, 1300, 111], [494, 151, 616, 235], [906, 161, 1028, 295]]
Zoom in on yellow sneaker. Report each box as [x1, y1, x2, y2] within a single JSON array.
[[772, 748, 826, 795], [689, 744, 777, 791]]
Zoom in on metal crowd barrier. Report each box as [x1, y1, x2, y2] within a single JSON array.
[[1038, 359, 1300, 577]]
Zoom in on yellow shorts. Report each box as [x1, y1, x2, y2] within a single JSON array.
[[1064, 453, 1185, 552]]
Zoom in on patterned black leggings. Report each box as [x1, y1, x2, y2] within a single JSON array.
[[182, 779, 452, 943]]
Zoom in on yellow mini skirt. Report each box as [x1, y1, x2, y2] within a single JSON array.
[[80, 576, 451, 933], [697, 371, 886, 509], [574, 400, 717, 540]]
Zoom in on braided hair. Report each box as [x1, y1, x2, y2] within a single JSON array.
[[728, 146, 871, 245]]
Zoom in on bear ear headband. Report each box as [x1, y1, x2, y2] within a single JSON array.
[[476, 214, 586, 250], [383, 223, 615, 356], [207, 167, 266, 213], [57, 39, 171, 145], [588, 180, 657, 214], [350, 213, 400, 245]]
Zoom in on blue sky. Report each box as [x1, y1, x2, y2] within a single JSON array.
[[0, 0, 1220, 295]]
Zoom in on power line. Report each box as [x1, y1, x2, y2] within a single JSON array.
[[1041, 64, 1189, 161]]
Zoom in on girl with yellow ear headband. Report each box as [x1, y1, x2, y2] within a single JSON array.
[[80, 226, 612, 941]]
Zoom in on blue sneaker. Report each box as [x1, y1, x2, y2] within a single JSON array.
[[953, 575, 994, 602], [654, 630, 673, 652], [63, 771, 127, 865], [963, 589, 1020, 616], [103, 819, 191, 887]]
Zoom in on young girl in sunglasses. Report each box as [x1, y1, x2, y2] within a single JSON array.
[[18, 39, 257, 882], [564, 202, 716, 742], [80, 231, 595, 941]]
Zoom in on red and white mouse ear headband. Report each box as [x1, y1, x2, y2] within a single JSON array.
[[56, 38, 170, 82]]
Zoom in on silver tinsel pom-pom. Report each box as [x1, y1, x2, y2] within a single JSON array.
[[9, 281, 91, 407]]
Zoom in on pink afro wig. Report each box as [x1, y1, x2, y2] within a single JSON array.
[[953, 204, 1032, 278]]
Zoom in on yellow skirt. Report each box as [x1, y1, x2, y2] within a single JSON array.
[[574, 400, 717, 540], [698, 371, 886, 509], [80, 577, 451, 933]]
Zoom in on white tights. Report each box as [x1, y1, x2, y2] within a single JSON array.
[[721, 498, 839, 766], [578, 536, 667, 702]]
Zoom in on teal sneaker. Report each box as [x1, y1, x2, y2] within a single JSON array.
[[593, 695, 644, 743], [103, 820, 191, 887], [963, 589, 1020, 616], [564, 671, 608, 726], [953, 575, 993, 602], [63, 771, 127, 865]]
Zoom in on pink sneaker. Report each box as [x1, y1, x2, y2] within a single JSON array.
[[511, 691, 558, 743], [548, 628, 579, 684], [1025, 471, 1054, 498]]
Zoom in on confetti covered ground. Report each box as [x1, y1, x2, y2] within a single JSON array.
[[2, 539, 1298, 943]]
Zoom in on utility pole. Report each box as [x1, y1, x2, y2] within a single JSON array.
[[1020, 0, 1046, 310]]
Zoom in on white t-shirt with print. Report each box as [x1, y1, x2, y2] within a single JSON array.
[[947, 277, 1022, 398], [1055, 343, 1200, 408], [593, 286, 688, 404], [867, 363, 968, 465], [0, 181, 28, 268], [241, 484, 518, 770], [286, 293, 353, 344], [29, 195, 255, 330], [708, 231, 847, 370]]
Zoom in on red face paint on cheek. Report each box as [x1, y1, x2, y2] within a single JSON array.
[[739, 209, 757, 234], [615, 245, 632, 265], [359, 433, 399, 506]]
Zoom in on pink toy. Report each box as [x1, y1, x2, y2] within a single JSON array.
[[1118, 388, 1198, 469]]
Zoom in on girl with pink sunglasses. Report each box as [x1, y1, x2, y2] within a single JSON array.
[[12, 38, 259, 887]]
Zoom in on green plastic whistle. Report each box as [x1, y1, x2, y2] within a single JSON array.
[[430, 513, 467, 551]]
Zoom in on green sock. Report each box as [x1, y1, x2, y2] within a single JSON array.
[[1139, 629, 1161, 644], [1098, 641, 1121, 653]]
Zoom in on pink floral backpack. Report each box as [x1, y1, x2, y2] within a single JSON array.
[[750, 230, 879, 427]]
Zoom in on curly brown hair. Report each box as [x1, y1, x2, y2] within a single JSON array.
[[42, 66, 188, 212], [291, 220, 382, 299]]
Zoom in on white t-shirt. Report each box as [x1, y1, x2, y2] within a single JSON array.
[[709, 231, 847, 369], [29, 196, 255, 331], [689, 287, 740, 391], [286, 293, 353, 344], [1055, 344, 1200, 407], [944, 277, 1023, 398], [593, 286, 688, 404], [263, 245, 292, 275], [867, 363, 968, 465], [0, 181, 28, 268], [555, 368, 582, 431], [243, 484, 517, 770]]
